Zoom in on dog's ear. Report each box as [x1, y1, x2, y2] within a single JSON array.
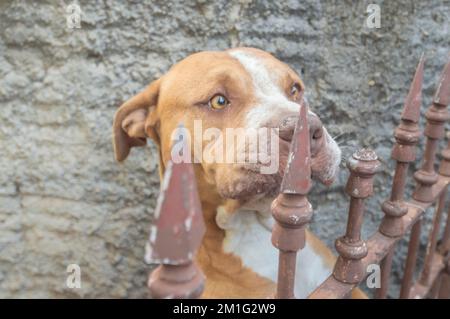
[[113, 78, 161, 162]]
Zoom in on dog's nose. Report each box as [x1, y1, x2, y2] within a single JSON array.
[[278, 116, 297, 142], [308, 113, 324, 156], [278, 114, 324, 156]]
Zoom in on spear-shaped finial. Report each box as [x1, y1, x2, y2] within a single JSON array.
[[433, 54, 450, 106], [280, 101, 312, 195], [147, 126, 205, 299], [413, 55, 450, 203], [401, 54, 425, 122], [147, 160, 205, 265], [271, 100, 313, 298], [380, 55, 425, 240]]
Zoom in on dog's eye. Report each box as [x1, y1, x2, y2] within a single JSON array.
[[290, 83, 302, 101], [209, 95, 229, 110]]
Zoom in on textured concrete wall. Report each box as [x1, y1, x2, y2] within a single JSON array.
[[0, 0, 448, 298]]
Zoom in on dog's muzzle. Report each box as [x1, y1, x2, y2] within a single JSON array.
[[278, 114, 324, 156]]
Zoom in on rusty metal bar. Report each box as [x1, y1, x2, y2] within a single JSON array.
[[407, 147, 449, 296], [428, 276, 442, 298], [399, 219, 422, 299], [311, 248, 446, 299], [376, 247, 395, 298], [310, 56, 450, 299], [438, 276, 450, 298], [147, 147, 206, 299], [332, 149, 380, 285], [376, 56, 424, 298], [440, 205, 450, 254], [409, 252, 445, 298], [438, 260, 450, 298], [420, 191, 447, 285], [438, 133, 450, 255], [271, 100, 312, 299], [424, 135, 450, 299], [413, 56, 450, 203], [406, 56, 450, 298], [441, 206, 450, 254], [309, 174, 450, 299]]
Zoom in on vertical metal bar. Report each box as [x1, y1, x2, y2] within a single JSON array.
[[437, 133, 450, 298], [377, 57, 424, 298], [276, 252, 297, 298], [438, 137, 450, 299], [345, 198, 365, 241], [438, 133, 450, 255], [428, 277, 442, 298], [441, 206, 450, 254], [147, 136, 206, 299], [272, 100, 312, 299], [420, 191, 447, 285], [333, 149, 380, 284], [413, 56, 450, 203], [376, 247, 395, 298], [438, 271, 450, 299], [400, 56, 450, 299], [399, 219, 422, 299], [389, 162, 409, 201]]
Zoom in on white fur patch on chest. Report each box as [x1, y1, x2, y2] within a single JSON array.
[[216, 205, 332, 298]]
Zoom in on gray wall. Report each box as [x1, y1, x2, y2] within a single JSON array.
[[0, 0, 449, 298]]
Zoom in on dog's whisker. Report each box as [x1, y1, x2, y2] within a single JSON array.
[[332, 132, 346, 140]]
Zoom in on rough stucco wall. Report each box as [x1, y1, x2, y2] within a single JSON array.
[[0, 0, 449, 298]]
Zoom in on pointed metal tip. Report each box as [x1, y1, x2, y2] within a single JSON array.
[[433, 54, 450, 106], [401, 55, 425, 123], [280, 102, 312, 195], [149, 133, 205, 264], [419, 52, 425, 61], [170, 122, 192, 164]]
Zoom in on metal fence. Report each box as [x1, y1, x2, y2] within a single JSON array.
[[147, 55, 450, 299]]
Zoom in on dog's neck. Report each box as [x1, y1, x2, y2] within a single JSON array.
[[157, 161, 334, 298], [201, 190, 337, 298], [187, 170, 276, 298]]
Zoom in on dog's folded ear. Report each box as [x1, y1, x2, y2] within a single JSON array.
[[113, 78, 161, 162]]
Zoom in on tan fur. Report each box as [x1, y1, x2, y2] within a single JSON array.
[[113, 48, 367, 299]]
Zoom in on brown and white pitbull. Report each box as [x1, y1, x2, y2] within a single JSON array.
[[113, 47, 366, 299]]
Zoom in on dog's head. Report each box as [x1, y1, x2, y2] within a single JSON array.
[[113, 48, 341, 203]]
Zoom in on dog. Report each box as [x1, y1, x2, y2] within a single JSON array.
[[113, 47, 367, 299]]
